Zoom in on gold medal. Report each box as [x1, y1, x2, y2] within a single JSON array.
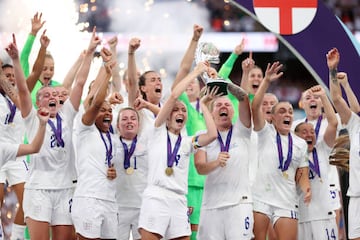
[[283, 171, 288, 179], [126, 167, 134, 175], [165, 167, 174, 176]]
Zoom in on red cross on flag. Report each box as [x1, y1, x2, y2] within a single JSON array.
[[253, 0, 318, 35]]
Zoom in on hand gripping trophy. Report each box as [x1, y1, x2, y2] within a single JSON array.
[[195, 42, 228, 95]]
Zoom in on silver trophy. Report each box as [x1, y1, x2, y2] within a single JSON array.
[[195, 42, 228, 95]]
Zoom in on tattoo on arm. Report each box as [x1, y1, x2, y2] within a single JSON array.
[[227, 82, 247, 101], [330, 69, 337, 84]]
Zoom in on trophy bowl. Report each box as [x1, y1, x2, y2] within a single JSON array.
[[195, 42, 228, 95]]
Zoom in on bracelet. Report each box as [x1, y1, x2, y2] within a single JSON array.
[[128, 52, 134, 55]]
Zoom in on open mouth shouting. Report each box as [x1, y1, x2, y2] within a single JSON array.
[[309, 102, 317, 109], [103, 117, 112, 128], [283, 117, 291, 125], [219, 108, 229, 117], [48, 100, 57, 108], [175, 116, 184, 124]]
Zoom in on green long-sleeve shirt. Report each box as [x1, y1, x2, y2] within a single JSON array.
[[218, 52, 240, 122], [20, 34, 61, 106]]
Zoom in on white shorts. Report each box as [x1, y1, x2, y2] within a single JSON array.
[[117, 207, 141, 240], [138, 186, 191, 239], [253, 200, 298, 225], [348, 196, 360, 239], [197, 203, 253, 240], [0, 159, 27, 185], [329, 184, 342, 210], [71, 196, 118, 239], [23, 188, 73, 225], [298, 218, 338, 240]]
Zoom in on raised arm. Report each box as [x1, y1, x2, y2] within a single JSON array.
[[327, 47, 352, 125], [61, 50, 86, 91], [196, 87, 219, 145], [82, 48, 114, 126], [133, 96, 160, 116], [171, 24, 203, 89], [107, 36, 121, 93], [127, 38, 141, 107], [154, 62, 207, 128], [17, 107, 49, 156], [337, 71, 360, 114], [309, 85, 337, 147], [227, 82, 251, 127], [240, 52, 255, 91], [20, 12, 45, 77], [6, 34, 32, 118], [69, 27, 101, 111], [251, 62, 283, 131], [26, 30, 49, 92], [218, 39, 245, 81]]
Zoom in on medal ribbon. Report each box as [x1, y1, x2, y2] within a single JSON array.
[[99, 130, 113, 167], [309, 147, 321, 178], [167, 131, 182, 168], [1, 93, 16, 124], [195, 98, 200, 113], [276, 132, 293, 172], [305, 115, 322, 140], [217, 125, 233, 152], [120, 135, 138, 169], [47, 113, 65, 147]]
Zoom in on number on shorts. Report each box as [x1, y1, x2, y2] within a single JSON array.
[[330, 190, 337, 199], [326, 228, 336, 239], [244, 216, 250, 230]]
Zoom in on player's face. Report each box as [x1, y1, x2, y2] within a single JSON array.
[[167, 101, 187, 134], [37, 86, 59, 117], [248, 67, 263, 94], [117, 109, 139, 139], [271, 102, 293, 135], [55, 86, 69, 105], [40, 57, 55, 86], [301, 90, 323, 119], [95, 102, 113, 133], [141, 72, 162, 104], [212, 96, 234, 130], [262, 94, 278, 123], [3, 67, 15, 86], [296, 123, 316, 151]]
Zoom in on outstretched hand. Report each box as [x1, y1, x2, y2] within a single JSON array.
[[234, 38, 245, 56], [40, 30, 50, 48], [5, 34, 19, 60], [241, 52, 254, 72], [264, 61, 283, 83], [31, 12, 46, 36], [88, 27, 102, 53], [201, 85, 222, 105]]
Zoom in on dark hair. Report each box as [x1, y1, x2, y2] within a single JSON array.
[[138, 70, 156, 100], [294, 122, 308, 133], [1, 63, 13, 69]]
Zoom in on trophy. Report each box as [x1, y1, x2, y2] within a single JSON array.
[[195, 42, 228, 95]]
